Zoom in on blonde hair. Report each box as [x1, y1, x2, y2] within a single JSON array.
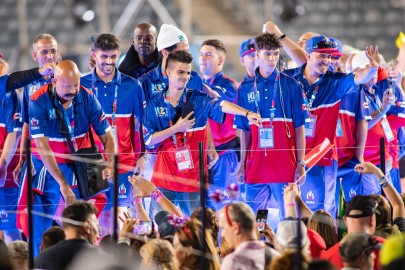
[[140, 239, 178, 270]]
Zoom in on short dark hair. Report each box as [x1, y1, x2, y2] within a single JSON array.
[[165, 50, 193, 70], [254, 33, 281, 51], [202, 39, 227, 54], [62, 201, 98, 228], [41, 226, 66, 250], [33, 33, 57, 48], [93, 33, 120, 51]]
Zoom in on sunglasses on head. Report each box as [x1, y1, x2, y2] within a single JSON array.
[[246, 44, 255, 50], [316, 39, 335, 49]]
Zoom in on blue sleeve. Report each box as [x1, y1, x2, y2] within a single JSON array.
[[334, 72, 356, 97], [139, 76, 152, 101], [234, 85, 251, 131], [0, 75, 8, 100], [204, 95, 225, 123], [188, 72, 203, 91], [355, 91, 368, 122], [87, 93, 111, 137], [387, 83, 405, 117], [142, 102, 159, 148], [289, 80, 307, 128], [5, 91, 22, 133], [21, 86, 30, 124], [213, 80, 237, 103], [29, 97, 49, 138], [133, 79, 146, 121]]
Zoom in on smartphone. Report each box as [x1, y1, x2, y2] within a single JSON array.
[[182, 102, 195, 120], [256, 209, 268, 233], [134, 221, 152, 235]]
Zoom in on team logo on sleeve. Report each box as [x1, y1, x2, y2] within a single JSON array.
[[154, 107, 168, 117], [30, 118, 39, 130], [12, 113, 22, 121], [362, 101, 370, 109], [306, 190, 315, 204]]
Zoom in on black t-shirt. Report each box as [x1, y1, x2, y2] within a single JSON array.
[[394, 216, 405, 232], [35, 239, 93, 270]]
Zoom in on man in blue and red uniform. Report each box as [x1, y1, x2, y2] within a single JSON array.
[[81, 33, 146, 225], [199, 39, 239, 205], [28, 60, 115, 256], [234, 33, 307, 218], [143, 50, 261, 217], [14, 34, 61, 180], [283, 36, 380, 217], [0, 87, 23, 241], [330, 37, 370, 202], [139, 24, 217, 185]]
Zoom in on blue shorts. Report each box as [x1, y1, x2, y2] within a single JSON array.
[[0, 187, 18, 230], [337, 156, 363, 202], [245, 183, 288, 219], [104, 171, 134, 210], [300, 160, 338, 218]]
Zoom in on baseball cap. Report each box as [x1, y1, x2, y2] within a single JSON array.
[[157, 24, 188, 51], [154, 211, 175, 239], [305, 35, 340, 54], [345, 195, 378, 218], [276, 218, 308, 249], [339, 232, 381, 259], [329, 37, 343, 57], [380, 234, 405, 270], [239, 38, 256, 57]]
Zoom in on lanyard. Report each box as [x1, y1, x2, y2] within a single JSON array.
[[365, 89, 385, 117], [92, 84, 119, 126], [302, 85, 319, 112], [253, 70, 279, 124], [165, 90, 188, 148]]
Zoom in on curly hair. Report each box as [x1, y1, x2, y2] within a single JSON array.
[[93, 33, 120, 51], [254, 33, 282, 51]]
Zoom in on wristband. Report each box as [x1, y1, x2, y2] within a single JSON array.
[[151, 189, 163, 203], [285, 202, 295, 207], [245, 111, 251, 118], [379, 176, 389, 187], [139, 154, 148, 161], [278, 34, 286, 41], [298, 160, 306, 168], [134, 198, 142, 204]]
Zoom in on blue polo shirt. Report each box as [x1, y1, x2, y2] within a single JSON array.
[[29, 83, 111, 164], [284, 64, 357, 166], [142, 88, 224, 192], [80, 69, 145, 173], [139, 63, 203, 101], [22, 76, 52, 124]]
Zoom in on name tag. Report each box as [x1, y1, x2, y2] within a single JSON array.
[[174, 146, 194, 172], [381, 118, 394, 142], [258, 127, 274, 148], [336, 117, 343, 138], [305, 115, 317, 138]]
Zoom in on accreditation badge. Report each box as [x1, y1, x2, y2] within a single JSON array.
[[381, 117, 394, 142], [335, 117, 343, 138], [305, 114, 317, 138], [111, 125, 119, 148], [258, 127, 274, 148], [174, 145, 194, 172]]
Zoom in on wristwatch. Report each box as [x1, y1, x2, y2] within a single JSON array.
[[298, 160, 306, 168]]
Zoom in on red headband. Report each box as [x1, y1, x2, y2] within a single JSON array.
[[225, 204, 233, 226], [183, 226, 192, 240]]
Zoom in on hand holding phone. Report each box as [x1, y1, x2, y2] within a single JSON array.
[[256, 209, 268, 233]]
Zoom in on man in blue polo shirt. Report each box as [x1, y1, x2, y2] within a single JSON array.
[[81, 33, 145, 227], [199, 39, 239, 208], [283, 36, 380, 217], [28, 60, 115, 256], [143, 50, 261, 217], [234, 33, 307, 218]]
